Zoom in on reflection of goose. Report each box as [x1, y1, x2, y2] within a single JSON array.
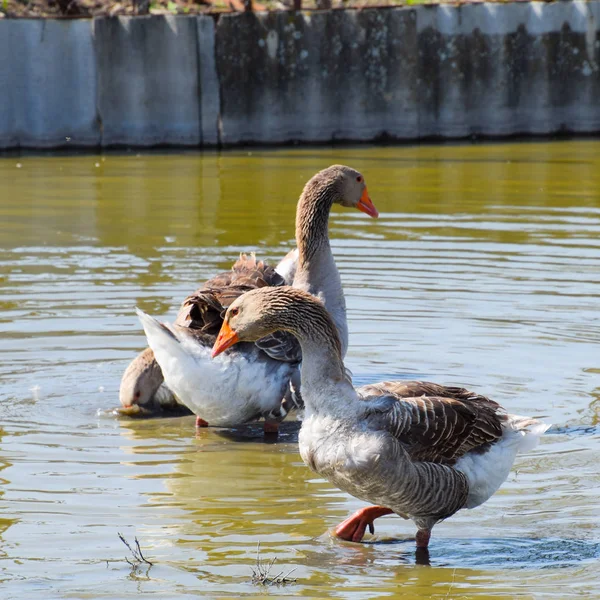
[[135, 166, 378, 432], [211, 286, 550, 549]]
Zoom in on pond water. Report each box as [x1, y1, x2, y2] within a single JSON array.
[[0, 141, 599, 599]]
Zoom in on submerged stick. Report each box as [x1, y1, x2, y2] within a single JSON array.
[[118, 532, 153, 567]]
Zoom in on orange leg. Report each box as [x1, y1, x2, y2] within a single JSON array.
[[195, 417, 209, 428], [334, 506, 393, 542], [415, 529, 431, 549], [263, 421, 279, 435]]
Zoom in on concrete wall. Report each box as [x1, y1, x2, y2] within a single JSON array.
[[0, 19, 99, 148], [94, 16, 201, 146], [1, 2, 599, 149]]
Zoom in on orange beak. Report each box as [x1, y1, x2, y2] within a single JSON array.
[[356, 187, 379, 218], [211, 321, 239, 357]]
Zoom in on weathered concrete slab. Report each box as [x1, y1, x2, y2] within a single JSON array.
[[197, 15, 221, 146], [215, 8, 418, 144], [416, 2, 600, 137], [94, 15, 200, 146], [0, 19, 99, 149]]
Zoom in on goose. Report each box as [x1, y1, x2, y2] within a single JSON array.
[[119, 249, 298, 419], [134, 165, 379, 433], [210, 286, 550, 549]]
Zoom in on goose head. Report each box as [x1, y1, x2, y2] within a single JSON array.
[[118, 347, 190, 416], [309, 165, 379, 218], [334, 165, 378, 218], [211, 287, 330, 357]]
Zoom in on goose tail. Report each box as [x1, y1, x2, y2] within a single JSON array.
[[507, 415, 551, 453]]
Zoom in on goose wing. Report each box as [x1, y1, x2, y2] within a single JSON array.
[[175, 253, 284, 333], [176, 253, 301, 363], [358, 381, 505, 465]]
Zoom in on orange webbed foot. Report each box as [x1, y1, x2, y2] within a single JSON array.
[[334, 506, 393, 543]]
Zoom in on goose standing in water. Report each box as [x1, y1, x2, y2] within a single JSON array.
[[135, 166, 379, 433], [211, 287, 550, 549]]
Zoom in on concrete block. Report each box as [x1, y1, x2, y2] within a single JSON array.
[[94, 15, 200, 146], [461, 2, 552, 136], [0, 19, 99, 149], [417, 2, 600, 138], [197, 15, 220, 146], [546, 0, 600, 132], [417, 4, 470, 137], [215, 8, 418, 145]]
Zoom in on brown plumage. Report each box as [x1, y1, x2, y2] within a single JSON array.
[[176, 253, 286, 335], [361, 382, 504, 465]]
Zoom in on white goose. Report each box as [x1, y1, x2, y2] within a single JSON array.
[[211, 287, 550, 549], [135, 166, 379, 433], [119, 249, 298, 418]]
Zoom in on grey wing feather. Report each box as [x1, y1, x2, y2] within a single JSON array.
[[358, 380, 505, 465], [254, 331, 302, 364]]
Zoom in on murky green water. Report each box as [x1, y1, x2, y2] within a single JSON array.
[[1, 142, 599, 599]]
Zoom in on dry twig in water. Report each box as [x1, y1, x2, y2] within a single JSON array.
[[118, 532, 154, 567], [251, 541, 297, 586]]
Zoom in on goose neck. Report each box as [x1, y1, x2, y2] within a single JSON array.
[[290, 317, 358, 417], [295, 185, 336, 265], [293, 180, 349, 357]]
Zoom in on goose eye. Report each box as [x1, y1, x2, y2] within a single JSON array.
[[230, 308, 239, 317], [356, 176, 363, 183]]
